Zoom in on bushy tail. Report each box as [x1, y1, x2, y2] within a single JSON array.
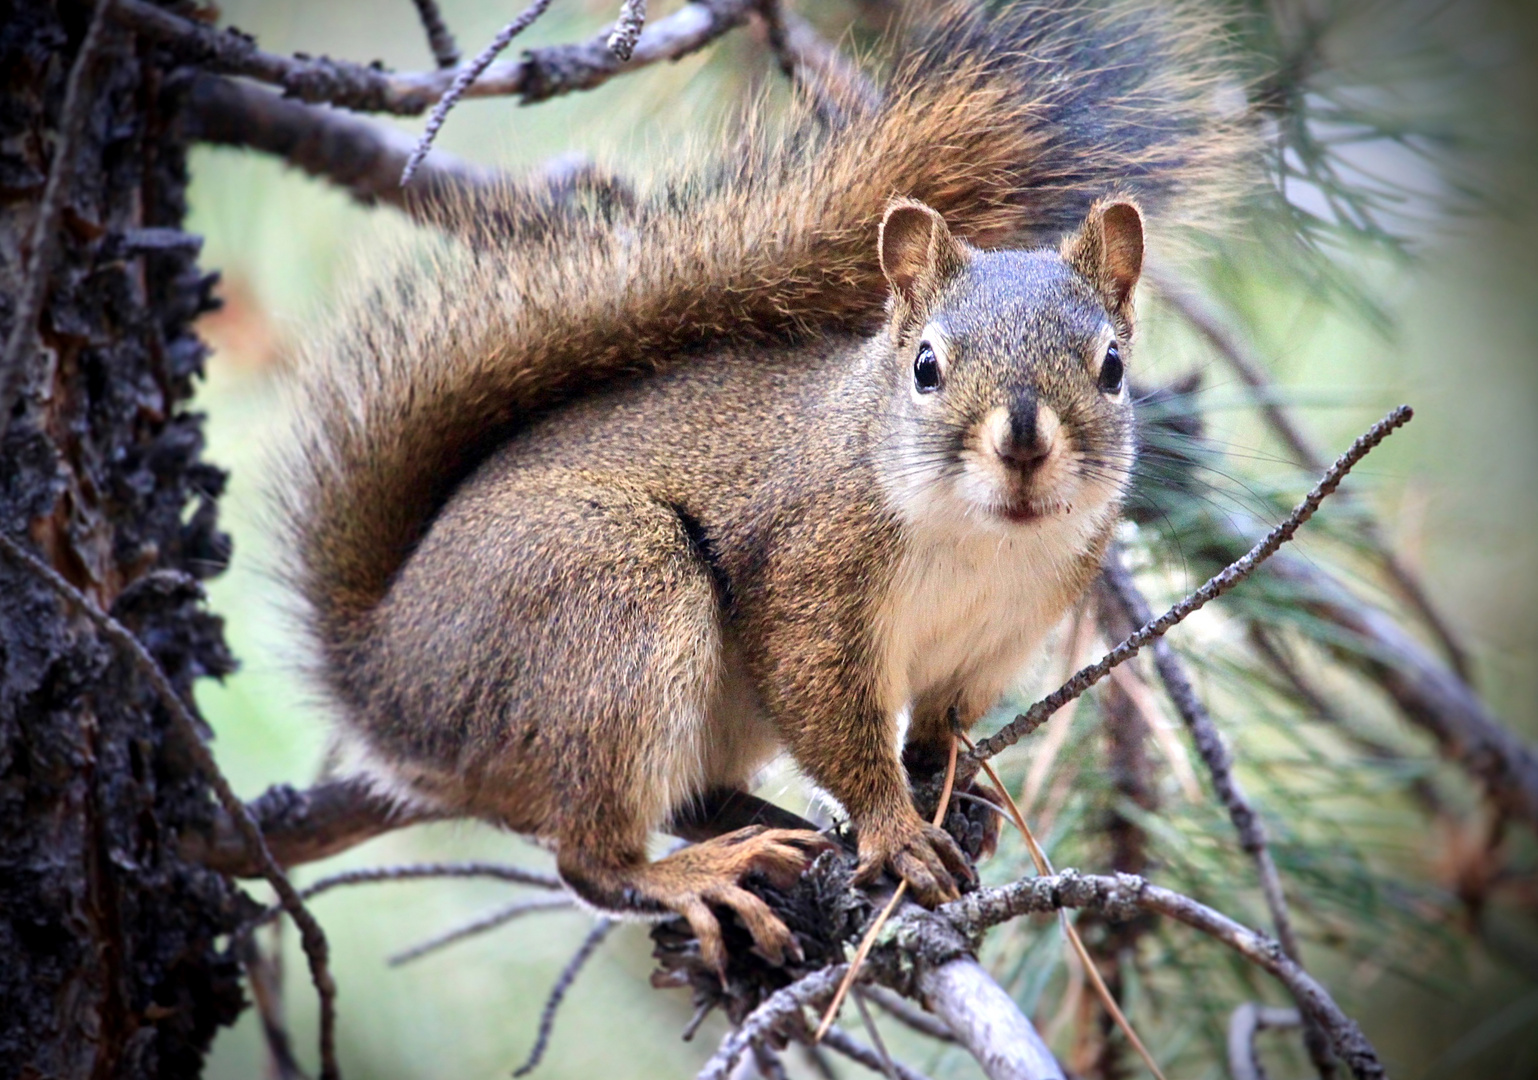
[[282, 0, 1254, 677]]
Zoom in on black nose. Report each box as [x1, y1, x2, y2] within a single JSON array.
[[999, 391, 1049, 470]]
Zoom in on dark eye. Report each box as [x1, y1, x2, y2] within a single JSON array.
[[914, 342, 941, 393], [1098, 343, 1124, 394]]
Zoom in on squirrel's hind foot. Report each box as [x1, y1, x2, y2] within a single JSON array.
[[564, 826, 834, 976]]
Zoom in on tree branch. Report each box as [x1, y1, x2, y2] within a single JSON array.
[[388, 895, 575, 966], [944, 872, 1385, 1080], [915, 957, 1065, 1080], [180, 776, 441, 876], [965, 405, 1414, 777], [1101, 550, 1338, 1077], [821, 1024, 932, 1080], [115, 0, 759, 114], [1229, 1003, 1303, 1080], [513, 918, 615, 1076], [181, 74, 500, 217], [411, 0, 461, 69]]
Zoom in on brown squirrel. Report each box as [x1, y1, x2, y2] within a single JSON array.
[[278, 1, 1251, 970]]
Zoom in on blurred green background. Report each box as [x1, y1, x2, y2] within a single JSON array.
[[186, 1, 1538, 1077]]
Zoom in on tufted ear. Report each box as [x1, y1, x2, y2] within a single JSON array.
[[879, 198, 967, 337], [1063, 199, 1144, 324]]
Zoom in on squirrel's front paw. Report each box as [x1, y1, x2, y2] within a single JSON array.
[[854, 809, 975, 906]]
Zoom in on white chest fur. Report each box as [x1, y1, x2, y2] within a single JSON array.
[[875, 508, 1103, 722]]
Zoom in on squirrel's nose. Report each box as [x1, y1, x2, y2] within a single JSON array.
[[998, 393, 1051, 471]]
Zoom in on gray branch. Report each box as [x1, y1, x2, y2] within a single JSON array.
[[944, 871, 1385, 1080], [114, 0, 758, 114], [1229, 1003, 1303, 1080], [1101, 550, 1338, 1077]]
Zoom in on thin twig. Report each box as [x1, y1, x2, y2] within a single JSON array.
[[512, 917, 615, 1077], [402, 0, 558, 187], [238, 932, 307, 1080], [856, 985, 954, 1043], [389, 895, 575, 966], [699, 965, 848, 1080], [755, 0, 879, 123], [607, 0, 649, 60], [750, 1040, 789, 1080], [945, 873, 1386, 1080], [0, 531, 342, 1080], [0, 0, 112, 444], [251, 861, 563, 928], [1102, 550, 1338, 1077], [852, 992, 898, 1080], [816, 734, 959, 1041], [1229, 1003, 1303, 1080], [411, 0, 462, 68], [821, 1025, 933, 1080], [966, 405, 1414, 773], [1148, 269, 1470, 680]]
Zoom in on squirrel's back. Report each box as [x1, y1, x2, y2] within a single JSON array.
[[279, 0, 1255, 701]]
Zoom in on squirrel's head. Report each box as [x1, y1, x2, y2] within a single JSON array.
[[875, 197, 1141, 537]]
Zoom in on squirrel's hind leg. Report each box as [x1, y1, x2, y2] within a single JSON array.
[[425, 472, 830, 970]]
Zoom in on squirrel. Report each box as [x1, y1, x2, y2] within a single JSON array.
[[277, 1, 1251, 970]]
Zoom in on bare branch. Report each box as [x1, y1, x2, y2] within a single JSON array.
[[749, 1040, 789, 1080], [1148, 268, 1471, 680], [0, 0, 112, 443], [852, 992, 900, 1080], [388, 895, 575, 966], [944, 872, 1385, 1080], [181, 777, 441, 876], [1229, 1003, 1303, 1080], [251, 861, 564, 928], [115, 0, 757, 114], [1102, 550, 1338, 1078], [608, 0, 649, 61], [821, 1024, 932, 1080], [755, 0, 879, 123], [513, 918, 615, 1077], [915, 957, 1065, 1080], [238, 931, 307, 1080], [0, 530, 341, 1080], [411, 0, 461, 69], [182, 74, 500, 217], [965, 405, 1414, 775], [402, 0, 558, 186], [856, 985, 955, 1043], [699, 966, 848, 1080]]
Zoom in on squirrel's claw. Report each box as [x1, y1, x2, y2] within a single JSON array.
[[660, 825, 832, 975], [855, 812, 976, 907]]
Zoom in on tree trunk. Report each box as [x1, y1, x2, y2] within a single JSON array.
[[1, 1, 246, 1076]]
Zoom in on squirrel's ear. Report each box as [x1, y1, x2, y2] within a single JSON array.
[[1064, 199, 1145, 319], [880, 198, 966, 332]]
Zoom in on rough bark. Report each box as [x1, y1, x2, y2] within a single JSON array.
[[0, 2, 247, 1076]]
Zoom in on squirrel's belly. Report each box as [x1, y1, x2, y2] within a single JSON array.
[[877, 518, 1091, 719]]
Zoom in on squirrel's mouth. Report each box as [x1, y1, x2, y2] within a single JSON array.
[[994, 495, 1071, 524]]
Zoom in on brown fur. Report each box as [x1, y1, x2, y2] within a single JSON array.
[[277, 1, 1254, 963]]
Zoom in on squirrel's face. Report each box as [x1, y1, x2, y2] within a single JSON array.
[[875, 199, 1142, 536]]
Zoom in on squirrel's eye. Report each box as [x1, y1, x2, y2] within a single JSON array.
[[1098, 343, 1124, 394], [914, 342, 942, 394]]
